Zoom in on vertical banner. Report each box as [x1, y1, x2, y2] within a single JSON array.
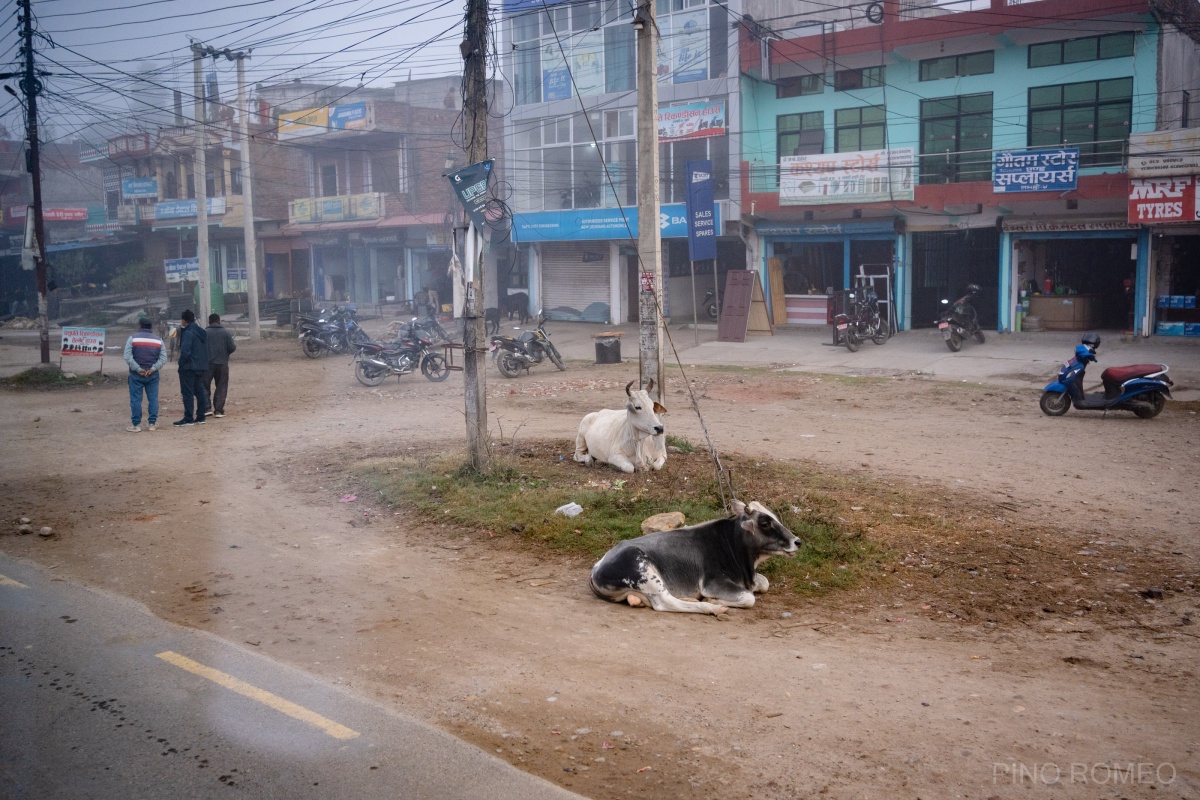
[[447, 160, 494, 231], [684, 159, 717, 262]]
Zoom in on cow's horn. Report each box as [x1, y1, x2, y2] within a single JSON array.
[[625, 380, 634, 397], [645, 378, 654, 393]]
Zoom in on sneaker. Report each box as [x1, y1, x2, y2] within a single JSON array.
[[214, 412, 225, 418], [196, 418, 207, 424], [147, 423, 157, 431], [172, 419, 193, 427], [125, 425, 141, 432]]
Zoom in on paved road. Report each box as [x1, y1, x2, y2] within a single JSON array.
[[0, 554, 584, 800]]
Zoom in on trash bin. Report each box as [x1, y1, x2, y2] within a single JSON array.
[[592, 332, 622, 364]]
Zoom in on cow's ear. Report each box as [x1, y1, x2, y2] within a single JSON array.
[[731, 499, 746, 516], [653, 401, 666, 414]]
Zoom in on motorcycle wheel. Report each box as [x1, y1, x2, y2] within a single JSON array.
[[707, 303, 718, 320], [871, 320, 888, 345], [355, 361, 389, 387], [973, 329, 986, 344], [1133, 391, 1166, 419], [845, 331, 861, 352], [945, 332, 963, 352], [421, 353, 450, 382], [1039, 390, 1070, 417], [495, 351, 524, 378], [546, 345, 566, 371], [301, 336, 324, 359]]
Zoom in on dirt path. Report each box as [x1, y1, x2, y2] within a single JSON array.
[[2, 336, 1197, 799]]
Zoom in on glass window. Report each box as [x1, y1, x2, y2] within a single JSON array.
[[1028, 32, 1135, 68], [513, 45, 541, 105], [919, 51, 993, 81], [1062, 37, 1097, 63], [572, 0, 600, 31], [1027, 78, 1131, 166], [543, 146, 572, 210], [834, 105, 886, 152], [835, 66, 884, 91], [604, 25, 634, 93], [919, 93, 992, 183], [230, 168, 242, 195], [777, 111, 824, 157], [1028, 42, 1058, 68], [1099, 32, 1134, 59], [777, 74, 823, 98]]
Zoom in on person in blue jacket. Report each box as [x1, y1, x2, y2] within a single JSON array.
[[173, 309, 208, 427]]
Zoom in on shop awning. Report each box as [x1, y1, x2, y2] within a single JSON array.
[[279, 213, 444, 236]]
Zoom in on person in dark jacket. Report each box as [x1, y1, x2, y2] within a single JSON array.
[[173, 309, 208, 427], [202, 313, 237, 418], [122, 317, 167, 431]]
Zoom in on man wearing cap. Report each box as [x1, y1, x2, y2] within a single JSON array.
[[122, 317, 167, 432], [173, 309, 208, 427]]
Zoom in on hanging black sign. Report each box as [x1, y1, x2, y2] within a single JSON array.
[[447, 159, 494, 232]]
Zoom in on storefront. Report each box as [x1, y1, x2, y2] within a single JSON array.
[[999, 217, 1143, 333], [1127, 175, 1200, 337], [511, 202, 724, 324], [757, 219, 902, 328]]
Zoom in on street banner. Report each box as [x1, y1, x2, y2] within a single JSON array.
[[780, 148, 914, 205], [165, 257, 201, 283], [684, 159, 717, 261], [658, 100, 725, 142], [121, 177, 159, 199], [993, 148, 1078, 193], [1127, 176, 1199, 224], [60, 327, 105, 356], [447, 160, 494, 231]]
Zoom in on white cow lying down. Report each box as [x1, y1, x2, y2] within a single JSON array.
[[574, 379, 667, 473]]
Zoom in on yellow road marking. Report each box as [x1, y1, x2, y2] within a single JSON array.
[[156, 651, 359, 740], [0, 573, 28, 588]]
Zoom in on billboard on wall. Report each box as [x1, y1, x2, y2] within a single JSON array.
[[658, 100, 725, 142], [780, 148, 915, 205], [1128, 176, 1199, 224], [993, 148, 1078, 193], [671, 9, 708, 83], [155, 197, 226, 219], [121, 176, 159, 199], [1128, 129, 1200, 177], [278, 106, 329, 139], [329, 102, 368, 130], [512, 202, 720, 242]]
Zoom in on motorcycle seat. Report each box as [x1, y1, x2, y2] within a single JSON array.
[[1100, 363, 1167, 393]]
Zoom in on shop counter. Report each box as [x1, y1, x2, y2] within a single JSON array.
[[784, 294, 829, 326], [1028, 294, 1097, 331]]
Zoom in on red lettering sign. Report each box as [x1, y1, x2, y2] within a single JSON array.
[[1128, 177, 1198, 224]]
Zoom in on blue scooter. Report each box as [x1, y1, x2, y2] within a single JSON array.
[[1040, 333, 1173, 419]]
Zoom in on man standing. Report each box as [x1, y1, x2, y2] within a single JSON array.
[[203, 313, 237, 419], [173, 309, 208, 427], [122, 316, 166, 432]]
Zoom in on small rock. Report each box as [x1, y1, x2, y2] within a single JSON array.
[[19, 517, 31, 525], [38, 526, 53, 537], [574, 728, 590, 736], [1140, 588, 1164, 600], [17, 524, 33, 535], [640, 511, 685, 534], [610, 730, 624, 738]]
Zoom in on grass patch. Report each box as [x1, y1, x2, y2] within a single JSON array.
[[665, 434, 695, 454], [360, 440, 884, 598], [1, 365, 114, 389]]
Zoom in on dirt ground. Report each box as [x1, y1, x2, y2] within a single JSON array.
[[1, 332, 1197, 799]]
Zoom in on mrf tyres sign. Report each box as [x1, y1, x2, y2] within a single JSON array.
[[1128, 177, 1199, 224]]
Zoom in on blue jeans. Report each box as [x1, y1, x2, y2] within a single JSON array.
[[178, 369, 207, 423], [128, 371, 159, 426]]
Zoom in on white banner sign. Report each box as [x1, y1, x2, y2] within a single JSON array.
[[781, 148, 915, 205], [1128, 129, 1200, 178], [61, 326, 105, 356]]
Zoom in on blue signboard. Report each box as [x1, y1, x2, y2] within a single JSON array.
[[164, 257, 200, 283], [330, 102, 367, 130], [684, 160, 717, 261], [155, 197, 225, 220], [993, 148, 1079, 193], [121, 176, 158, 199], [543, 65, 570, 102], [512, 203, 720, 242]]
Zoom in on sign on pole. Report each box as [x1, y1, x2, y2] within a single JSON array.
[[684, 159, 717, 262], [60, 326, 106, 372], [447, 160, 494, 232], [165, 257, 201, 283]]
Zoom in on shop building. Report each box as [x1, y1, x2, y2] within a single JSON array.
[[740, 0, 1200, 335]]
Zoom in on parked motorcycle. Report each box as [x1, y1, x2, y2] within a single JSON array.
[[936, 283, 985, 352], [703, 288, 721, 320], [299, 304, 368, 358], [1040, 333, 1172, 418], [490, 311, 566, 378], [353, 319, 450, 385], [833, 287, 888, 352], [413, 310, 456, 345]]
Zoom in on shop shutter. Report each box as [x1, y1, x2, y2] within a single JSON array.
[[540, 242, 610, 321]]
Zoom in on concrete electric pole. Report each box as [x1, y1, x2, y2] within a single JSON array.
[[234, 53, 261, 338], [634, 1, 663, 399], [191, 43, 211, 324], [461, 0, 490, 472]]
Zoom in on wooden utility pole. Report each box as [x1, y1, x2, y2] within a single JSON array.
[[191, 44, 211, 323], [634, 1, 663, 398], [461, 0, 490, 472], [14, 0, 50, 363]]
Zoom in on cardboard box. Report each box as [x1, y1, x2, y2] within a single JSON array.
[[1185, 296, 1198, 309], [1185, 323, 1200, 337], [1169, 295, 1186, 308], [1157, 295, 1172, 308], [1157, 321, 1185, 335]]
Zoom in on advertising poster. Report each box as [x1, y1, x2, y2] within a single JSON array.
[[60, 327, 105, 356], [1127, 176, 1199, 224], [780, 148, 915, 205], [121, 177, 159, 199], [655, 16, 672, 83], [993, 148, 1078, 193], [448, 160, 494, 231], [278, 106, 329, 139], [672, 9, 708, 83], [684, 159, 717, 261], [329, 102, 368, 131], [570, 31, 605, 98], [542, 43, 570, 101], [155, 197, 226, 220], [658, 100, 726, 142], [164, 257, 200, 283]]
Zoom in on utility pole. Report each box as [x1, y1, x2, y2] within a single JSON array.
[[460, 0, 490, 473], [190, 43, 211, 323], [234, 53, 260, 338], [12, 0, 50, 363], [634, 1, 663, 398]]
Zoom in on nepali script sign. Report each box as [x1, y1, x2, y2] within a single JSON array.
[[780, 148, 914, 206], [993, 148, 1078, 193], [61, 327, 105, 356], [164, 257, 201, 283]]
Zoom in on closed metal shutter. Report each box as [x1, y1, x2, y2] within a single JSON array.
[[540, 242, 610, 321]]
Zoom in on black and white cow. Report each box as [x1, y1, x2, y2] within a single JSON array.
[[589, 500, 801, 616]]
